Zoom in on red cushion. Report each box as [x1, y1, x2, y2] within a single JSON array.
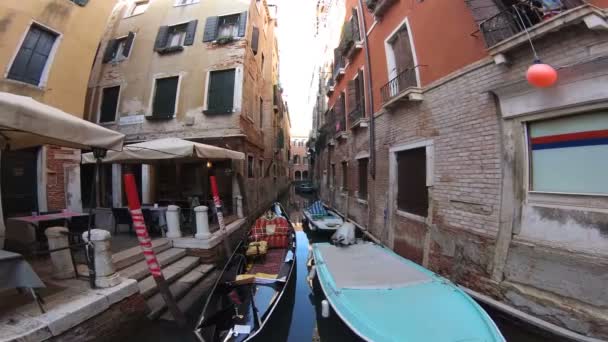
[[249, 217, 290, 248]]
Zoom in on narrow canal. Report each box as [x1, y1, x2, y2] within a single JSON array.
[[127, 187, 557, 341]]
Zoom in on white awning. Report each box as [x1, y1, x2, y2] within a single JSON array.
[[0, 92, 125, 151], [81, 138, 245, 164]]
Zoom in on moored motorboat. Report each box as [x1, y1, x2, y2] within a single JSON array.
[[303, 201, 344, 232], [308, 241, 505, 342], [195, 203, 296, 342]]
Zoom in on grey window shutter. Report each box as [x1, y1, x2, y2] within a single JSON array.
[[251, 26, 259, 55], [123, 32, 135, 57], [102, 39, 118, 63], [184, 20, 198, 46], [154, 26, 169, 51], [238, 11, 248, 37], [203, 16, 219, 42], [347, 80, 356, 114]]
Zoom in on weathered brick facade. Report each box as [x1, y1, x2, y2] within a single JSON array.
[[313, 2, 608, 338]]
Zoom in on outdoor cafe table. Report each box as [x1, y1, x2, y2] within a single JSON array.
[[8, 211, 90, 249], [0, 250, 46, 312]]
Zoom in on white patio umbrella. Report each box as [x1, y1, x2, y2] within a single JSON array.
[[81, 137, 245, 164], [0, 92, 124, 151]]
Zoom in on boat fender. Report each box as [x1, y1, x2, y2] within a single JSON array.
[[321, 300, 330, 318], [307, 266, 316, 288]]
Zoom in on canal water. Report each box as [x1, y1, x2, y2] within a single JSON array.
[[127, 188, 555, 341]]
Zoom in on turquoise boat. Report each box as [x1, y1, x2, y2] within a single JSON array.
[[309, 242, 505, 342]]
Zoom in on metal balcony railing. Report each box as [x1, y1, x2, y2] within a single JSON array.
[[333, 55, 346, 80], [479, 0, 583, 47], [348, 103, 364, 126], [380, 68, 417, 104]]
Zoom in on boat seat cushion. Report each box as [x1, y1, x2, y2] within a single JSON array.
[[246, 241, 268, 256], [250, 217, 290, 248]]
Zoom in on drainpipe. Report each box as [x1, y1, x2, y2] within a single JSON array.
[[357, 0, 375, 180]]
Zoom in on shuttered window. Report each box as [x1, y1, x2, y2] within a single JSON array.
[[259, 97, 264, 129], [206, 69, 235, 114], [102, 32, 135, 63], [341, 161, 348, 189], [251, 26, 260, 54], [8, 24, 58, 86], [151, 76, 179, 119], [248, 156, 254, 178], [397, 147, 428, 217], [203, 12, 247, 42], [154, 21, 197, 53], [358, 158, 368, 198], [99, 86, 120, 123]]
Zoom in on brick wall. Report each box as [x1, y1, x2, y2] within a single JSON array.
[[46, 146, 81, 211]]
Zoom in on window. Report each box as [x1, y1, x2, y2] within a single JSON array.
[[303, 157, 308, 165], [151, 76, 179, 119], [397, 147, 428, 217], [99, 86, 120, 123], [129, 1, 149, 16], [154, 21, 198, 53], [248, 155, 254, 178], [358, 158, 368, 198], [261, 53, 265, 72], [206, 69, 235, 114], [174, 0, 199, 6], [259, 159, 264, 178], [259, 97, 264, 129], [384, 20, 417, 100], [528, 112, 608, 195], [218, 14, 240, 39], [293, 155, 300, 164], [331, 164, 336, 187], [102, 33, 134, 64], [295, 171, 301, 180], [348, 69, 366, 121], [203, 12, 247, 42], [341, 161, 348, 189], [8, 24, 58, 86]]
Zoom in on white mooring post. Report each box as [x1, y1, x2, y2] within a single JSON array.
[[82, 229, 121, 288], [45, 227, 75, 279], [235, 195, 244, 219], [165, 205, 182, 238], [194, 206, 211, 240]]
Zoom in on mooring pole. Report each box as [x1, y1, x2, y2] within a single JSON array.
[[123, 172, 187, 327], [210, 175, 232, 257]]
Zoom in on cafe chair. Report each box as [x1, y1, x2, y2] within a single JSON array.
[[112, 207, 133, 235], [68, 214, 95, 244]]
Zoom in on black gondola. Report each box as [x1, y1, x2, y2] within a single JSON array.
[[194, 203, 296, 342]]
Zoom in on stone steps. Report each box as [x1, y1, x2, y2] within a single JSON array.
[[138, 256, 201, 298], [160, 269, 220, 321], [147, 264, 216, 319], [118, 248, 186, 280], [112, 238, 172, 270]]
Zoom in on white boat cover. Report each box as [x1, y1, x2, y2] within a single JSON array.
[[316, 243, 431, 289], [0, 92, 124, 151], [81, 137, 245, 164]]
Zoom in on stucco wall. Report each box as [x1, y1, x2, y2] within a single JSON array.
[[0, 0, 116, 115]]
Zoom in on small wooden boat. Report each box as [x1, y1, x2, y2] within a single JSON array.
[[303, 201, 344, 232], [195, 203, 296, 342], [308, 242, 505, 342]]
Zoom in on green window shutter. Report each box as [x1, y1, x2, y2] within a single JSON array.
[[238, 11, 248, 37], [71, 0, 89, 6], [154, 26, 169, 51], [277, 129, 285, 149], [123, 32, 135, 57], [152, 76, 179, 118], [206, 69, 235, 114], [184, 20, 198, 46], [102, 39, 118, 63], [251, 26, 260, 55], [203, 16, 219, 42]]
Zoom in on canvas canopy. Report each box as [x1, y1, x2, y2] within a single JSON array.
[[81, 138, 245, 164], [0, 92, 124, 151]]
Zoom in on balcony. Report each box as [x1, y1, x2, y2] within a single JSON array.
[[326, 79, 335, 96], [479, 0, 590, 54], [381, 68, 423, 109], [333, 58, 346, 82], [365, 0, 397, 18], [340, 14, 363, 60], [348, 104, 368, 129]]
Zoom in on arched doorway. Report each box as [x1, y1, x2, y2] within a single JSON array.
[[295, 171, 301, 180]]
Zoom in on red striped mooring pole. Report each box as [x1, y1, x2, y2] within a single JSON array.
[[123, 172, 186, 326]]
